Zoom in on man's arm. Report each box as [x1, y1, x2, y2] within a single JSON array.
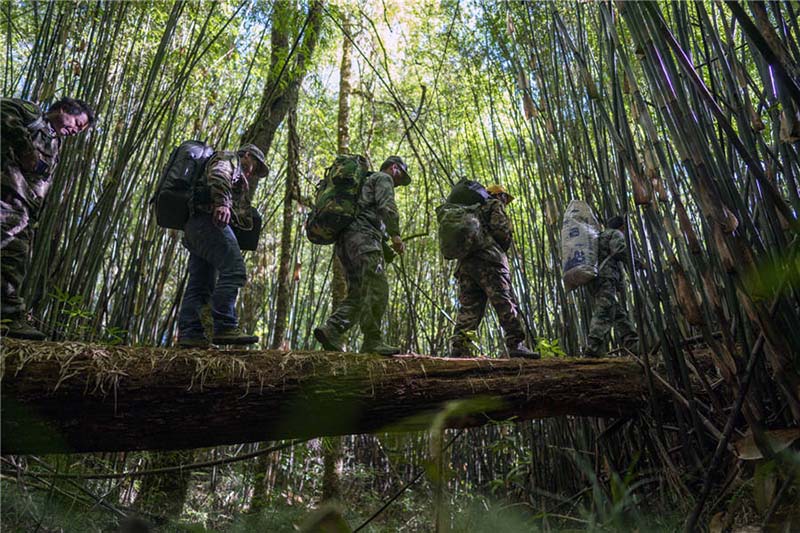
[[608, 229, 646, 270], [373, 173, 401, 238], [206, 153, 237, 209], [485, 199, 513, 251], [205, 153, 238, 227], [607, 229, 628, 261]]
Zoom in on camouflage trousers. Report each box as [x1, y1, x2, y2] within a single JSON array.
[[1, 190, 34, 318], [586, 277, 637, 355], [325, 244, 388, 343], [451, 258, 526, 356]]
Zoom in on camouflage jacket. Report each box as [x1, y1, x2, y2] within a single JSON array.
[[457, 198, 513, 270], [338, 171, 400, 256], [192, 150, 257, 230], [597, 229, 627, 284], [1, 98, 61, 209]]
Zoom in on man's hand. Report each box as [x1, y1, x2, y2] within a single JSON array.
[[391, 235, 405, 255], [213, 206, 231, 228]]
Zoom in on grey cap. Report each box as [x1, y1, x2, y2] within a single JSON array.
[[238, 143, 268, 177], [381, 155, 411, 186]]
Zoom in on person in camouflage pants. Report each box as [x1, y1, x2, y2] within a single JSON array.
[[176, 144, 268, 348], [1, 97, 94, 340], [584, 215, 639, 357], [450, 184, 538, 359], [314, 156, 410, 356]]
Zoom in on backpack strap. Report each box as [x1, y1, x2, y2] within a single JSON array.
[[597, 255, 613, 274]]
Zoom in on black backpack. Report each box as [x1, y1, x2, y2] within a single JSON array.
[[446, 179, 490, 206], [152, 140, 214, 229]]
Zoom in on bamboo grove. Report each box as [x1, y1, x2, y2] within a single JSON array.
[[2, 0, 799, 530]]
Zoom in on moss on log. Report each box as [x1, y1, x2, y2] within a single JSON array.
[[1, 339, 654, 454]]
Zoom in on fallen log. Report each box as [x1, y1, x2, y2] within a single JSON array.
[[1, 338, 655, 454]]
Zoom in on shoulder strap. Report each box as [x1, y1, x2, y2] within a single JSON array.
[[597, 255, 613, 273]]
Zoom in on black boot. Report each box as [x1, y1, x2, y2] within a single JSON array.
[[508, 343, 540, 359]]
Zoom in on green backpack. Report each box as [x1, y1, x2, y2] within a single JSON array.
[[305, 154, 371, 245], [1, 98, 48, 163], [436, 202, 488, 260]]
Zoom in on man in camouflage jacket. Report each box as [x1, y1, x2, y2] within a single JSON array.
[[449, 184, 538, 359], [1, 97, 94, 339], [314, 156, 410, 356], [177, 143, 267, 348], [584, 215, 639, 357]]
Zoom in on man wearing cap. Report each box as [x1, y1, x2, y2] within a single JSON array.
[[584, 215, 639, 357], [449, 183, 538, 359], [177, 143, 268, 348], [314, 156, 410, 356]]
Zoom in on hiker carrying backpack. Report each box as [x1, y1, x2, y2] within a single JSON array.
[[305, 154, 371, 245], [561, 199, 601, 291], [152, 141, 265, 251], [152, 140, 214, 230], [436, 179, 492, 260]]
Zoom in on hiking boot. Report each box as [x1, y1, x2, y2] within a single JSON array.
[[583, 347, 601, 358], [360, 341, 401, 356], [508, 344, 540, 359], [1, 316, 47, 341], [621, 335, 640, 354], [212, 327, 259, 345], [449, 339, 472, 358], [177, 337, 213, 349], [314, 325, 344, 351]]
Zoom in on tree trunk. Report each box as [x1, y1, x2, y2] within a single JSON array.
[[331, 13, 354, 313], [336, 16, 353, 155], [241, 3, 323, 511], [2, 338, 657, 454], [240, 1, 323, 156], [321, 436, 342, 502], [270, 103, 299, 350], [132, 450, 194, 520], [321, 14, 356, 504]]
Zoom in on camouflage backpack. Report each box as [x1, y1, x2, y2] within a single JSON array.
[[151, 140, 214, 229], [305, 154, 371, 245], [436, 202, 489, 260], [1, 98, 49, 164]]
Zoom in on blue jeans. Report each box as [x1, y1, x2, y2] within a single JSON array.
[[178, 214, 246, 340]]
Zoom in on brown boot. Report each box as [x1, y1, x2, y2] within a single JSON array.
[[361, 339, 401, 356], [212, 327, 258, 345], [314, 324, 345, 351]]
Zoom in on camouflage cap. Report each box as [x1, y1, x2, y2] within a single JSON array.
[[382, 155, 411, 186], [238, 143, 268, 177]]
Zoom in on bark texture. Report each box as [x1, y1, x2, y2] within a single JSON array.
[[240, 1, 323, 155], [270, 104, 298, 350], [1, 338, 656, 454]]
